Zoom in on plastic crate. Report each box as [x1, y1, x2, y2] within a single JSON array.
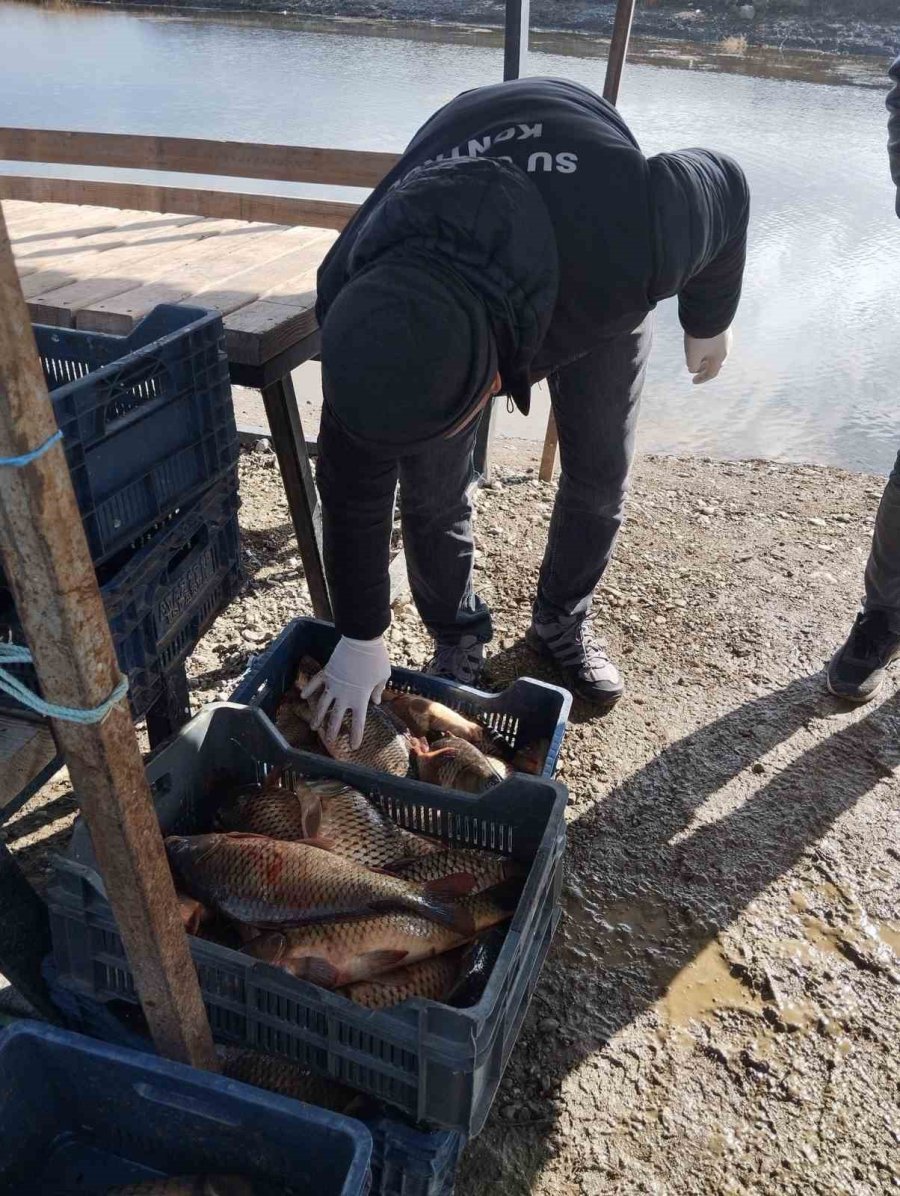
[[44, 964, 466, 1196], [48, 703, 567, 1136], [364, 1112, 464, 1196], [231, 618, 572, 778], [0, 306, 237, 587], [0, 474, 242, 720], [0, 1020, 371, 1195]]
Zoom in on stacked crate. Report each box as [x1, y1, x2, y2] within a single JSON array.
[[0, 304, 241, 721]]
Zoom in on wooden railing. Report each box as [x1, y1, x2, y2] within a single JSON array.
[[0, 127, 400, 230]]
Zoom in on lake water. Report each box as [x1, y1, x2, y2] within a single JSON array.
[[2, 2, 898, 473]]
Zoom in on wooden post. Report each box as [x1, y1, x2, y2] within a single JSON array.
[[0, 202, 217, 1070], [538, 0, 637, 483], [503, 0, 530, 81]]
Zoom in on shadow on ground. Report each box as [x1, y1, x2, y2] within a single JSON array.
[[462, 667, 899, 1191]]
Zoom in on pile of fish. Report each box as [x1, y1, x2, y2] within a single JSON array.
[[166, 770, 524, 1010], [274, 656, 547, 793]]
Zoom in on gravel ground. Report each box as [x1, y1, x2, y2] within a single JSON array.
[[6, 443, 898, 1193]]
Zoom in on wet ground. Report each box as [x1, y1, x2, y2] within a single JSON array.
[[6, 444, 898, 1193]]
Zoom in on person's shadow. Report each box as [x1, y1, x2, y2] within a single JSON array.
[[459, 668, 899, 1193]]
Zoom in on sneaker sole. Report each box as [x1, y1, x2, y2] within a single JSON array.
[[825, 672, 884, 704], [525, 630, 623, 708]]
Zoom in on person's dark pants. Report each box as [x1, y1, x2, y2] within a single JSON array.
[[398, 317, 652, 645], [863, 448, 900, 634]]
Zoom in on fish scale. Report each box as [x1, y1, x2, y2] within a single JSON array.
[[317, 785, 439, 867], [346, 953, 463, 1009]]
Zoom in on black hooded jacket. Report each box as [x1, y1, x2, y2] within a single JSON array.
[[316, 77, 750, 640]]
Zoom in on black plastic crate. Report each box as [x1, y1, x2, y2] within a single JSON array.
[[231, 618, 572, 778], [0, 305, 237, 585], [0, 475, 242, 720], [48, 703, 567, 1136], [0, 1021, 372, 1195]]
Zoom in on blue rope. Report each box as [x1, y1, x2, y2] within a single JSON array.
[[0, 429, 63, 468], [0, 644, 128, 724]]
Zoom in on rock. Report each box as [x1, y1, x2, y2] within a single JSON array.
[[253, 437, 272, 455], [241, 628, 268, 644], [738, 4, 755, 19], [539, 1017, 561, 1033]]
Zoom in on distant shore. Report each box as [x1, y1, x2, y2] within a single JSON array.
[[54, 0, 899, 58]]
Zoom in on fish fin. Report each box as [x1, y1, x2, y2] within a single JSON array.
[[241, 932, 287, 963], [286, 956, 342, 988], [358, 948, 409, 976], [424, 872, 478, 898], [300, 795, 323, 838], [473, 878, 523, 915], [415, 895, 477, 937]]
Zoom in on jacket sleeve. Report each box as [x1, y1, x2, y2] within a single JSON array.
[[648, 149, 750, 339], [316, 403, 398, 641], [888, 55, 900, 215]]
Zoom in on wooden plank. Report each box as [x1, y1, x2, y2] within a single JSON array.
[[0, 202, 217, 1067], [75, 225, 321, 335], [184, 230, 333, 316], [0, 176, 358, 231], [223, 298, 318, 367], [14, 211, 204, 262], [23, 218, 251, 321], [0, 714, 58, 810], [8, 203, 125, 241], [0, 127, 397, 188]]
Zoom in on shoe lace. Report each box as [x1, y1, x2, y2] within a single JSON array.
[[546, 620, 611, 679]]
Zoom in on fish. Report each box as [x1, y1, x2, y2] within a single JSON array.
[[385, 847, 523, 894], [274, 685, 319, 751], [446, 926, 509, 1008], [176, 892, 210, 936], [165, 832, 472, 932], [382, 690, 510, 756], [344, 953, 463, 1010], [411, 735, 507, 793], [105, 1179, 254, 1196], [510, 739, 549, 776], [242, 883, 519, 988], [293, 657, 411, 775], [217, 1045, 353, 1112], [215, 782, 321, 841], [316, 784, 439, 868]]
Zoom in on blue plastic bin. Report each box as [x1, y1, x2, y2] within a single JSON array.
[[25, 305, 236, 573], [0, 473, 242, 720], [43, 973, 466, 1196], [231, 618, 571, 778], [0, 1020, 372, 1195], [49, 703, 567, 1136]]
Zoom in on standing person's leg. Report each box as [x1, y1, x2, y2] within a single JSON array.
[[528, 316, 652, 704], [398, 419, 492, 683], [828, 448, 900, 701]]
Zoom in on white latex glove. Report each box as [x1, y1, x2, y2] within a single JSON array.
[[301, 635, 391, 749], [684, 328, 733, 385]]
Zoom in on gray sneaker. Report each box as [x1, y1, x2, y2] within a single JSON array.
[[526, 614, 623, 706], [425, 634, 485, 686]]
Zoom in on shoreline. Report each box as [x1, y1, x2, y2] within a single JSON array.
[[41, 0, 899, 60]]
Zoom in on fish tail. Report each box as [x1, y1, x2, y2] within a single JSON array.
[[412, 891, 476, 937]]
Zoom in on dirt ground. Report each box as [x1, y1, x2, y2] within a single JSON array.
[[6, 443, 898, 1194]]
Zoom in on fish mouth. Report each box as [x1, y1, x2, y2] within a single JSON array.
[[165, 834, 223, 872]]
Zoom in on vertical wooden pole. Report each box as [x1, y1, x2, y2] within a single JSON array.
[[503, 0, 530, 81], [0, 203, 217, 1070], [538, 0, 638, 483]]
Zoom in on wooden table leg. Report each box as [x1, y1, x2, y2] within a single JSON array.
[[145, 666, 191, 751], [261, 374, 332, 621]]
